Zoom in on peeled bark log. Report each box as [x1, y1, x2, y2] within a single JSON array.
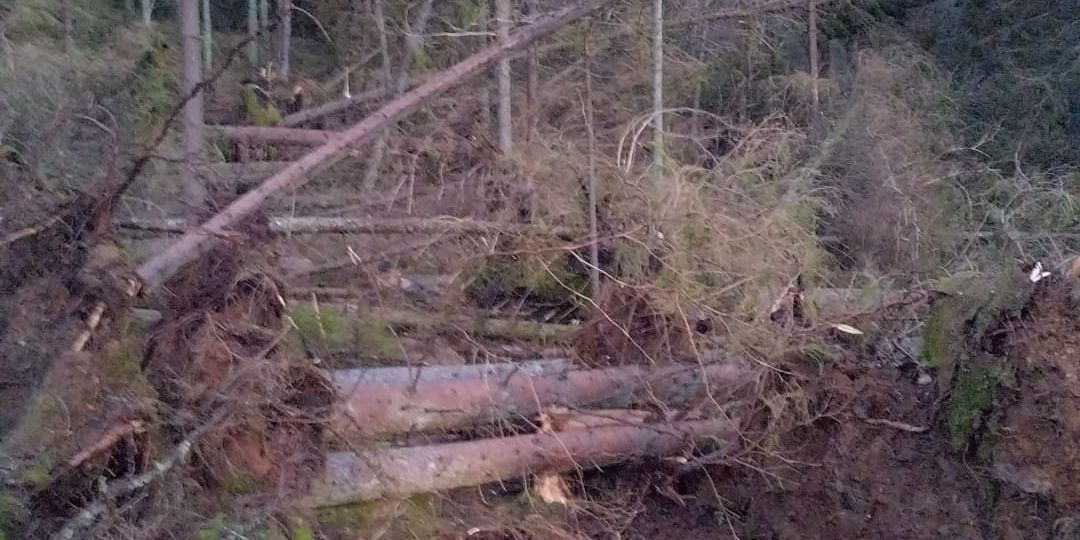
[[329, 359, 572, 385], [307, 418, 738, 505], [118, 216, 580, 238], [135, 0, 614, 291], [333, 362, 749, 437]]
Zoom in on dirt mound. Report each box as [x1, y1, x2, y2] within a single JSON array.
[[619, 276, 1080, 539]]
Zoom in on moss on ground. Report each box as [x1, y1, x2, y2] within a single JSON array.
[[317, 494, 442, 538]]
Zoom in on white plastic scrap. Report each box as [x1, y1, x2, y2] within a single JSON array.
[[1029, 261, 1051, 283]]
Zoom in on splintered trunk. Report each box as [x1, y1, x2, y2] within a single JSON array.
[[332, 362, 750, 437], [179, 0, 207, 211], [372, 0, 392, 93], [495, 0, 513, 155], [277, 0, 291, 80], [308, 419, 738, 505], [246, 0, 258, 63], [201, 0, 212, 74], [651, 0, 664, 176], [361, 0, 435, 190]]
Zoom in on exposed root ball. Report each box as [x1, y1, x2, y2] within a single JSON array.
[[572, 283, 688, 366], [144, 269, 332, 498]]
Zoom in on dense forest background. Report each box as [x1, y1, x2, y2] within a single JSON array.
[[1, 0, 1078, 538]]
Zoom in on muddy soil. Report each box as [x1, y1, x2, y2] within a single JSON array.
[[619, 280, 1080, 540]]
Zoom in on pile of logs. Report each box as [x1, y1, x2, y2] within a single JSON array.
[[309, 359, 752, 506]]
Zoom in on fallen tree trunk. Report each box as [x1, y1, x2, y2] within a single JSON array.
[[371, 307, 577, 342], [201, 161, 291, 183], [333, 362, 750, 437], [329, 358, 572, 384], [282, 86, 387, 127], [118, 216, 580, 239], [307, 418, 738, 506], [135, 0, 613, 291], [209, 125, 403, 147]]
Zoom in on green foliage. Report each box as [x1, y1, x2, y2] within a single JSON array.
[[0, 491, 21, 540], [467, 255, 588, 308], [243, 85, 283, 127], [19, 451, 58, 488], [946, 366, 1006, 452], [316, 494, 442, 538], [130, 46, 179, 135], [289, 305, 402, 362]]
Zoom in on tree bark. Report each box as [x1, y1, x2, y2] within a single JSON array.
[[277, 0, 292, 80], [329, 359, 572, 385], [361, 0, 436, 190], [179, 0, 207, 211], [495, 0, 513, 155], [372, 0, 392, 93], [135, 0, 613, 291], [584, 25, 600, 299], [307, 418, 738, 505], [525, 0, 540, 142], [141, 0, 153, 26], [201, 0, 212, 75], [246, 0, 258, 64], [651, 0, 664, 177], [281, 87, 387, 126], [120, 215, 580, 238], [62, 0, 75, 53], [808, 0, 819, 120], [333, 362, 750, 437]]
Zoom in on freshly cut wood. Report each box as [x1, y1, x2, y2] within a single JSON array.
[[307, 418, 738, 505], [329, 358, 572, 384], [118, 216, 580, 238], [333, 362, 750, 437]]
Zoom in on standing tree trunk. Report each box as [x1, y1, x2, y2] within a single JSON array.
[[62, 0, 75, 53], [361, 0, 435, 191], [179, 0, 207, 211], [246, 0, 258, 64], [277, 0, 292, 81], [201, 0, 212, 75], [141, 0, 153, 26], [584, 26, 600, 298], [808, 0, 820, 121], [495, 0, 513, 155], [525, 0, 540, 142], [372, 0, 392, 94], [651, 0, 664, 176], [136, 0, 615, 290]]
